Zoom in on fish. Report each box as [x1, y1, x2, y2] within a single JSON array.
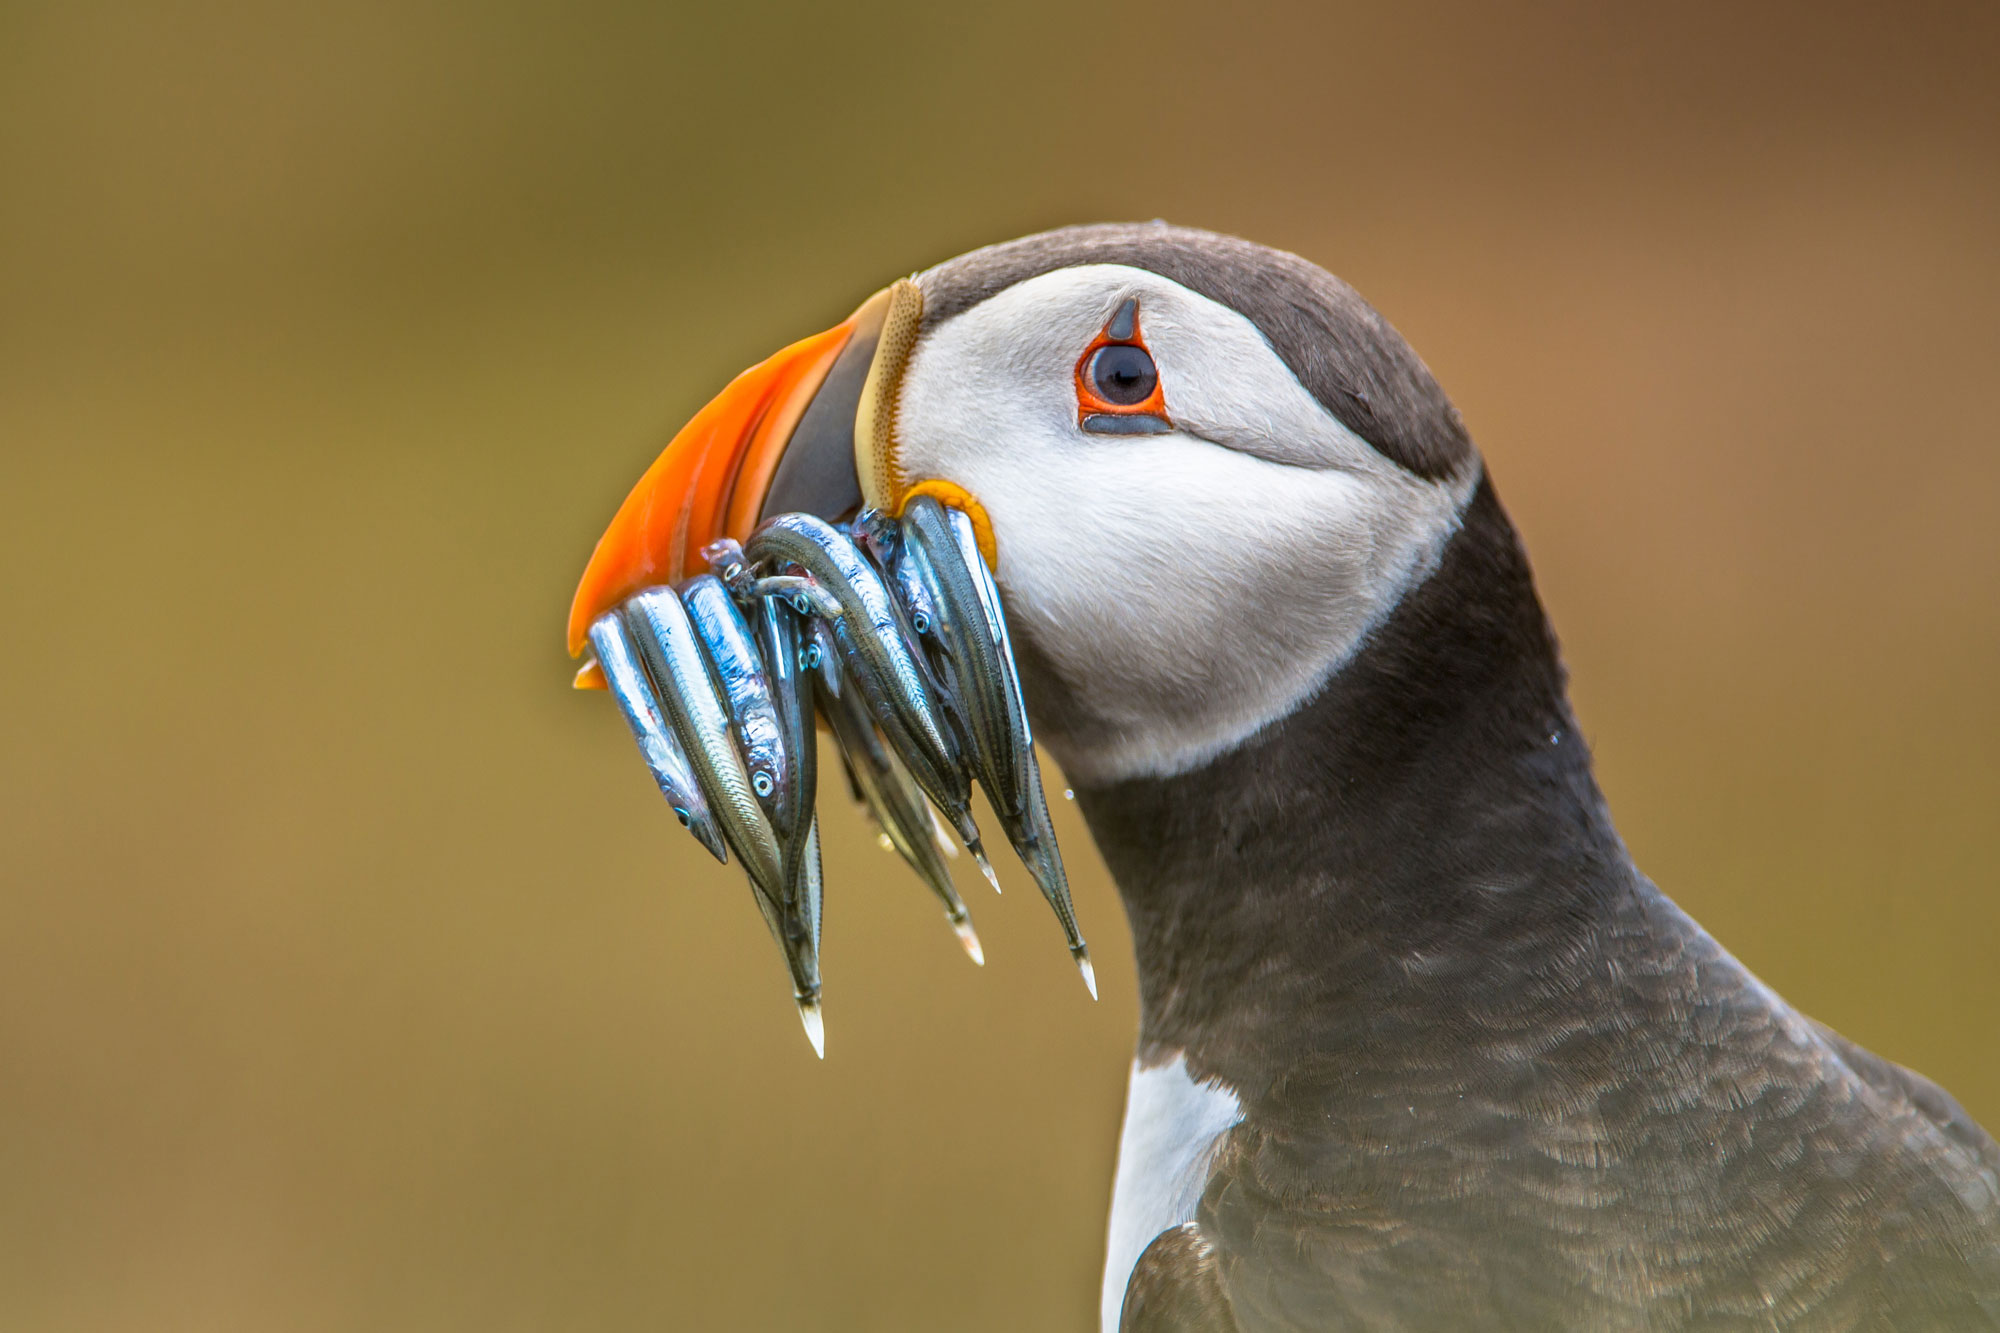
[[755, 594, 826, 988], [815, 527, 965, 866], [1006, 755, 1093, 999], [894, 497, 1093, 997], [744, 514, 987, 866], [864, 507, 970, 757], [680, 575, 788, 823], [790, 816, 826, 1055], [598, 505, 1087, 1046], [813, 628, 983, 965], [752, 594, 817, 852], [702, 536, 843, 618], [892, 499, 1021, 814], [586, 610, 728, 864], [622, 587, 824, 1048], [851, 508, 937, 638], [700, 537, 757, 598]]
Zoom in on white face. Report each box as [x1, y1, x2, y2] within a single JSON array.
[[894, 264, 1480, 786]]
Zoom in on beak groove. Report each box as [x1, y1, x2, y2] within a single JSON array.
[[853, 278, 924, 513]]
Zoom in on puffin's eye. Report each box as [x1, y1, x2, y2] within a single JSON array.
[[1088, 344, 1157, 406], [1075, 297, 1172, 436]]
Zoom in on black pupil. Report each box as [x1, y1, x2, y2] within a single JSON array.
[[1090, 343, 1156, 406]]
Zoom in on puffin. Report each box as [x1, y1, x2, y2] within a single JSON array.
[[567, 223, 2000, 1330]]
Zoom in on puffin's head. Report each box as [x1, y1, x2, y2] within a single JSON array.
[[570, 224, 1483, 786]]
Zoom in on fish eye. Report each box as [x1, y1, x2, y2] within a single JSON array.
[[752, 771, 774, 798], [1088, 344, 1157, 406], [911, 610, 931, 634]]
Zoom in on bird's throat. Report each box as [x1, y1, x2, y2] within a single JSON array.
[[1070, 477, 1630, 1101]]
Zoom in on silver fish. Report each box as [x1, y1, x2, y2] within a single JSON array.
[[814, 630, 983, 965], [624, 588, 782, 890], [893, 499, 1021, 812], [753, 595, 817, 851], [1005, 754, 1093, 998], [757, 576, 843, 617], [703, 535, 843, 619], [623, 587, 824, 1046], [745, 513, 985, 862], [851, 507, 931, 626], [756, 594, 826, 996], [687, 574, 830, 1037], [869, 509, 969, 748], [700, 537, 756, 599], [848, 508, 964, 860], [791, 816, 827, 1055], [896, 497, 1093, 997], [586, 610, 727, 863], [699, 540, 827, 965], [681, 575, 787, 824], [858, 515, 979, 871]]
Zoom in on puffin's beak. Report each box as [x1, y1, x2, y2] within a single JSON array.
[[567, 280, 923, 686]]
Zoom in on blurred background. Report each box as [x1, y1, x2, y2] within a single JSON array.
[[3, 1, 1997, 1328]]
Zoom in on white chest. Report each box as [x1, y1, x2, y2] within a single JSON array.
[[1099, 1053, 1244, 1332]]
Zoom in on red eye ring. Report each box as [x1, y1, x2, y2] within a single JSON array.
[[1075, 298, 1171, 434]]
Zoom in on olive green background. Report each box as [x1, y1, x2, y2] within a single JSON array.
[[3, 2, 1996, 1329]]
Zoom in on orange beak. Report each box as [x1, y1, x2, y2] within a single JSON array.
[[566, 281, 926, 687]]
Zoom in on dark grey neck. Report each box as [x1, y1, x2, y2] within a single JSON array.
[[1071, 477, 1634, 1102]]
